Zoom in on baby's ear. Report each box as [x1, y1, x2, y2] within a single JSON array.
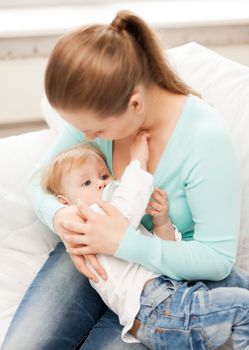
[[57, 194, 69, 205]]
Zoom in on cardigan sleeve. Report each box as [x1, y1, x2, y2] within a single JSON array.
[[27, 124, 84, 232]]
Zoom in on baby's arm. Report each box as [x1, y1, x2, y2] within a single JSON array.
[[109, 131, 152, 228], [110, 161, 153, 229], [130, 132, 181, 240], [110, 131, 181, 240], [146, 188, 181, 241], [129, 130, 149, 170]]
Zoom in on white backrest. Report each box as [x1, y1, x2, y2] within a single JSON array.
[[167, 42, 249, 271]]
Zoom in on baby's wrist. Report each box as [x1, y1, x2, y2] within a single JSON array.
[[153, 216, 170, 228], [138, 160, 147, 170], [130, 156, 147, 170], [153, 219, 182, 241]]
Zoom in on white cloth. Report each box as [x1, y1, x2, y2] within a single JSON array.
[[88, 160, 160, 343]]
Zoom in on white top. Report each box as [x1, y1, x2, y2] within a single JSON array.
[[88, 160, 160, 343]]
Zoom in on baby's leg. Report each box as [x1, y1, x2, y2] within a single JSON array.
[[202, 266, 249, 290], [187, 285, 249, 349], [136, 280, 249, 349]]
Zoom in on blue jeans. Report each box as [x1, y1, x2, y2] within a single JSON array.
[[1, 242, 249, 350], [136, 276, 249, 349], [1, 243, 147, 350]]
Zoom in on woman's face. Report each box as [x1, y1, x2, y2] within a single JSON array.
[[57, 89, 146, 141]]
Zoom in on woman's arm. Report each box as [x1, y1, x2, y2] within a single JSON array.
[[28, 123, 109, 281], [66, 125, 241, 281], [28, 123, 84, 231], [115, 126, 241, 281]]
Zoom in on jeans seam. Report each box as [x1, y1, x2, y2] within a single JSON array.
[[191, 305, 249, 319], [146, 309, 158, 349], [72, 335, 87, 350]]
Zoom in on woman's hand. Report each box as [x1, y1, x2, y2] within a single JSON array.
[[53, 205, 107, 282], [63, 199, 129, 256], [70, 253, 107, 283]]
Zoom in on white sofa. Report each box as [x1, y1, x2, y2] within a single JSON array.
[[0, 42, 249, 349]]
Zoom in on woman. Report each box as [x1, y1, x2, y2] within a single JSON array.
[[2, 10, 248, 350]]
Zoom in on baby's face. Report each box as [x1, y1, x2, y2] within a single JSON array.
[[59, 155, 113, 206]]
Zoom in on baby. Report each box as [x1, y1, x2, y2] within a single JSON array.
[[42, 132, 180, 241], [41, 131, 181, 344]]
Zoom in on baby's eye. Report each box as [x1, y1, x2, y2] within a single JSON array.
[[83, 180, 91, 187], [100, 174, 109, 180]]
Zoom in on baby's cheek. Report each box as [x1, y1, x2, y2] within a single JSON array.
[[83, 189, 101, 207]]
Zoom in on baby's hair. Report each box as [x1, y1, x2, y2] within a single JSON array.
[[41, 142, 107, 196], [45, 10, 199, 116]]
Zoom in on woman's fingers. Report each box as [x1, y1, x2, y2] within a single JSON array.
[[76, 199, 95, 221], [85, 255, 107, 281], [67, 246, 94, 256], [63, 233, 89, 245], [62, 219, 89, 234], [96, 198, 118, 216], [69, 254, 99, 282], [63, 200, 128, 256]]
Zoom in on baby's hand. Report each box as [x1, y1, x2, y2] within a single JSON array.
[[146, 189, 177, 241], [146, 188, 169, 227], [130, 130, 150, 169]]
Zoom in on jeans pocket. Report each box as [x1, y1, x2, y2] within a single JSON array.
[[140, 289, 175, 310], [153, 327, 209, 350]]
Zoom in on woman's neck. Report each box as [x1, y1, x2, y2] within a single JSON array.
[[141, 85, 187, 133]]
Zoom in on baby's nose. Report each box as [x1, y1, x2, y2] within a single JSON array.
[[98, 181, 107, 190]]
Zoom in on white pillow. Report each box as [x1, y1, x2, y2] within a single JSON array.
[[167, 42, 249, 273], [0, 129, 60, 345], [41, 94, 67, 134]]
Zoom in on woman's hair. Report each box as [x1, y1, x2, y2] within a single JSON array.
[[45, 10, 199, 116], [41, 142, 107, 196]]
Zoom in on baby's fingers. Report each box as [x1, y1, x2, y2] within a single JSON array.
[[134, 130, 150, 140], [146, 207, 161, 217], [148, 200, 163, 212], [146, 201, 165, 217], [155, 188, 167, 196], [152, 189, 168, 205]]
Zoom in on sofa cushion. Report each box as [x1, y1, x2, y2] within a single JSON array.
[[167, 42, 249, 273]]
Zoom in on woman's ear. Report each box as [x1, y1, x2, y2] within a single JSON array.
[[57, 194, 69, 205], [129, 89, 144, 114]]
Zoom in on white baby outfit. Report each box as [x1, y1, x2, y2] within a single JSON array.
[[88, 160, 160, 343]]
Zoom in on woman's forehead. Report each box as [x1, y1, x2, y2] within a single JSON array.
[[59, 108, 114, 129]]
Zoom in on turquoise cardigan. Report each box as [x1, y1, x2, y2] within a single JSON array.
[[29, 95, 241, 281]]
